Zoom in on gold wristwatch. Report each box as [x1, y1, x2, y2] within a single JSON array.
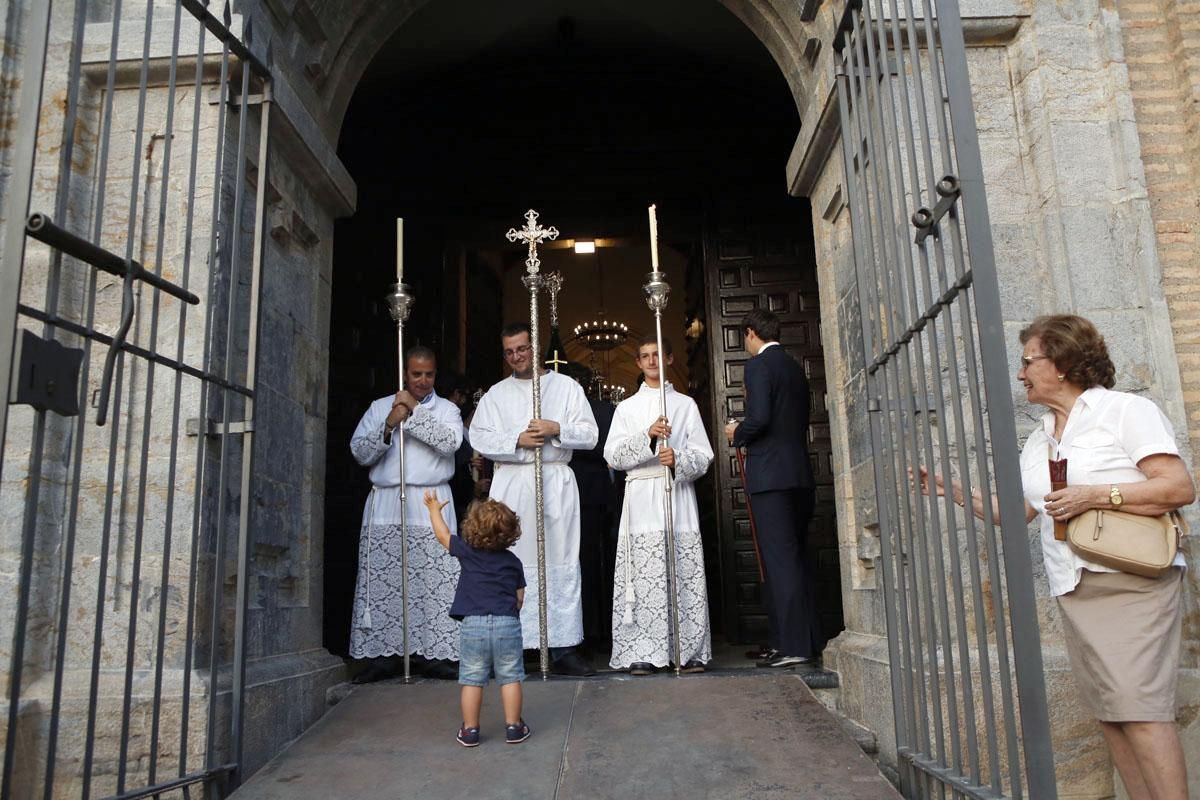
[[1109, 484, 1124, 507]]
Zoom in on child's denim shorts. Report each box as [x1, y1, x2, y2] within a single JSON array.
[[459, 614, 525, 687]]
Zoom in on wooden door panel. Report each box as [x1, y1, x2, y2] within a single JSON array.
[[704, 219, 842, 644]]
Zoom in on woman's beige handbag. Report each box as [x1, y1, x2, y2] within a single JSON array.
[[1066, 509, 1185, 578]]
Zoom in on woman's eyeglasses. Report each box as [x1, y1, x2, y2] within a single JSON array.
[[1019, 354, 1051, 369]]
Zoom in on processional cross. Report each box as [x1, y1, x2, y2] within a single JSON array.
[[506, 209, 559, 274], [504, 208, 558, 678]]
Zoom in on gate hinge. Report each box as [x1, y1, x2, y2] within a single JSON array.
[[9, 330, 83, 416], [186, 418, 255, 437]]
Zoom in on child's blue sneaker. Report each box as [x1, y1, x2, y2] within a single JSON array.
[[505, 720, 531, 744], [456, 725, 480, 747]]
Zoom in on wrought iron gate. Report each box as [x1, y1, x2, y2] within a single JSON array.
[[0, 1, 271, 797], [834, 1, 1056, 797]]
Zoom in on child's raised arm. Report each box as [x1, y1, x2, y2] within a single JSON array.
[[422, 490, 452, 551]]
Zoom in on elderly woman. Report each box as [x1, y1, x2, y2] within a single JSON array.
[[920, 314, 1193, 800]]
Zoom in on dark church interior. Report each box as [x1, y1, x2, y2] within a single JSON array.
[[322, 0, 841, 664]]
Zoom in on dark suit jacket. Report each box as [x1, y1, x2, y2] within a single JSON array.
[[570, 397, 616, 510], [733, 343, 814, 494]]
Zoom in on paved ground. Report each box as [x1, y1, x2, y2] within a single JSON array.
[[232, 671, 901, 800]]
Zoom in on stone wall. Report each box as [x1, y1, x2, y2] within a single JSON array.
[[790, 2, 1199, 798]]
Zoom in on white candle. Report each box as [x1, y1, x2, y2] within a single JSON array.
[[648, 204, 660, 269], [396, 218, 404, 282]]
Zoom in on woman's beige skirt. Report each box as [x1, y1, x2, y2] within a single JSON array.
[[1056, 567, 1184, 722]]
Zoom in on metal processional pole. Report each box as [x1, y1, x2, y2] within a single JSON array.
[[386, 219, 415, 684], [506, 209, 559, 679], [644, 204, 683, 676]]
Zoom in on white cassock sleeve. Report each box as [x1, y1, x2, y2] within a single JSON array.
[[604, 402, 655, 471], [672, 399, 713, 484], [405, 402, 463, 456], [468, 386, 531, 463], [550, 379, 598, 453], [350, 400, 389, 467]]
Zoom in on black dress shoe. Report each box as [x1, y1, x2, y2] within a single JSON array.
[[680, 659, 706, 673], [751, 648, 781, 665], [423, 659, 459, 680], [629, 662, 656, 676], [552, 651, 596, 676], [352, 660, 396, 684], [759, 653, 817, 669], [744, 644, 774, 660]]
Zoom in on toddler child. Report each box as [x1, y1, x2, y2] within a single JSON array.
[[423, 491, 529, 746]]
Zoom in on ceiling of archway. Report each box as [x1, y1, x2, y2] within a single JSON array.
[[353, 0, 788, 96]]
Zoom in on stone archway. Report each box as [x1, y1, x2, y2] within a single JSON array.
[[254, 0, 820, 147]]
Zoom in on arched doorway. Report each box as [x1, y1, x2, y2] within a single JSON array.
[[321, 0, 842, 664]]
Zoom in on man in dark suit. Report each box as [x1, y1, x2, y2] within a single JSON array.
[[724, 309, 824, 668]]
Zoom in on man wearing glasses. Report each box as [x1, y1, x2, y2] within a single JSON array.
[[469, 322, 600, 675]]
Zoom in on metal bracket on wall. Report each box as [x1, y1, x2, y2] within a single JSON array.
[[911, 175, 962, 244], [9, 329, 84, 416], [185, 418, 255, 437]]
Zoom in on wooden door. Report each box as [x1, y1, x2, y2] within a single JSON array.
[[703, 216, 841, 644]]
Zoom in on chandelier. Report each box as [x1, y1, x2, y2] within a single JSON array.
[[572, 318, 629, 351]]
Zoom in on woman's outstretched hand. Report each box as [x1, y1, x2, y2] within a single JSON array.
[[911, 466, 950, 499]]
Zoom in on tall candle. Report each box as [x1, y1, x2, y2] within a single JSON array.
[[648, 204, 659, 269], [396, 217, 404, 282]]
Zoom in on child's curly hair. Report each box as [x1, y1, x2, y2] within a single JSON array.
[[460, 499, 522, 552]]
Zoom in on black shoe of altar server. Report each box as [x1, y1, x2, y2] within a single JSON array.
[[680, 660, 706, 674], [744, 644, 773, 660], [423, 659, 459, 680], [552, 651, 596, 677], [352, 660, 396, 684], [629, 662, 656, 676], [758, 653, 818, 669]]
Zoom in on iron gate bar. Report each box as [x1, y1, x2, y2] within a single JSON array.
[[878, 0, 993, 787], [873, 1, 995, 785], [117, 0, 180, 787], [0, 0, 54, 796], [15, 306, 254, 396], [180, 0, 270, 78], [24, 214, 202, 304], [894, 0, 1009, 790], [175, 17, 212, 787], [197, 18, 236, 791], [931, 1, 1057, 794], [835, 72, 917, 797], [910, 0, 1028, 789], [854, 2, 950, 790], [38, 0, 116, 792], [901, 749, 1005, 800], [100, 764, 237, 800], [861, 0, 969, 778], [2, 0, 268, 795], [842, 24, 939, 786], [835, 0, 1058, 796], [208, 21, 259, 784]]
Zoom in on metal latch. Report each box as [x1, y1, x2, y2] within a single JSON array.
[[9, 329, 84, 416]]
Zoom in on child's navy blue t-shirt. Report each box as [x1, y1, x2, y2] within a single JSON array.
[[448, 535, 526, 620]]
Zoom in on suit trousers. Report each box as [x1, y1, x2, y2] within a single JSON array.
[[750, 487, 823, 657]]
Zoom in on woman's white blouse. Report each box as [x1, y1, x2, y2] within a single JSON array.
[[1019, 386, 1186, 597]]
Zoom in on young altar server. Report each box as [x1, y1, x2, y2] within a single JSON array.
[[604, 335, 714, 674], [423, 492, 530, 747]]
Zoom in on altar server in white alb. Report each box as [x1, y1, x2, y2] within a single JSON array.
[[349, 346, 464, 674], [469, 322, 599, 676], [605, 335, 713, 674]]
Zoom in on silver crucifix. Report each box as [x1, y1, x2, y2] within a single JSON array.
[[506, 208, 558, 678]]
